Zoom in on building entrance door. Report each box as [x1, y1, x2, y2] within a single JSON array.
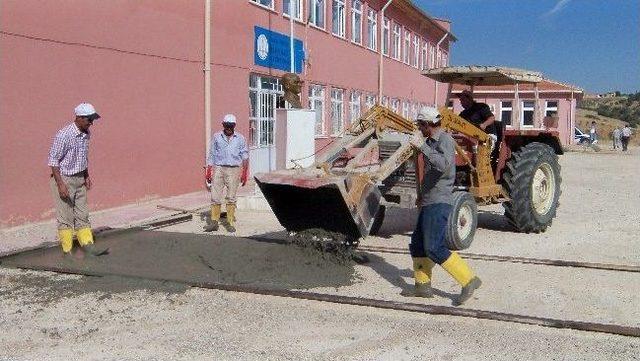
[[249, 74, 286, 176]]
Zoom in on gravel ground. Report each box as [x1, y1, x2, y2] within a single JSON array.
[[1, 149, 639, 360]]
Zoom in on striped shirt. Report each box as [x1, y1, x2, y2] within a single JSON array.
[[206, 131, 249, 167], [47, 123, 90, 176]]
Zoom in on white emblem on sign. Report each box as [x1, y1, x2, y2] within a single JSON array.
[[257, 34, 269, 60]]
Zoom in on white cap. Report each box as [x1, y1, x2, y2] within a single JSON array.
[[416, 106, 441, 124], [222, 114, 237, 124], [74, 103, 100, 120]]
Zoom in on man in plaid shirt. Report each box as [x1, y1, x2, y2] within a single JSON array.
[[48, 103, 107, 258]]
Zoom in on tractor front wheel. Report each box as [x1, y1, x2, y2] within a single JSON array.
[[502, 142, 562, 233], [445, 191, 478, 250]]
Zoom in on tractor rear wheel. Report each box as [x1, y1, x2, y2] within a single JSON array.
[[502, 142, 561, 233], [445, 192, 478, 250]]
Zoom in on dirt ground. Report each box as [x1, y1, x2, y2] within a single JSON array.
[[1, 148, 639, 360]]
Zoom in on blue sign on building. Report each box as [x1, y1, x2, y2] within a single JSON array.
[[254, 26, 304, 74]]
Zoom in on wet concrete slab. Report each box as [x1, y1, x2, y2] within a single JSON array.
[[0, 229, 359, 291]]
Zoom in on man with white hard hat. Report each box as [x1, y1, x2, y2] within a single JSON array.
[[47, 103, 108, 259], [204, 113, 249, 233], [405, 106, 481, 305]]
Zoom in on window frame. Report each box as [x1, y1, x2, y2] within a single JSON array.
[[420, 41, 427, 70], [283, 0, 303, 21], [392, 23, 401, 60], [382, 17, 390, 56], [309, 84, 327, 136], [500, 100, 513, 127], [403, 28, 411, 64], [521, 100, 535, 128], [412, 35, 419, 68], [349, 90, 362, 124], [330, 88, 345, 136], [351, 0, 363, 45], [366, 8, 377, 51], [545, 100, 559, 117], [308, 0, 326, 29], [250, 0, 275, 11], [332, 0, 346, 38]]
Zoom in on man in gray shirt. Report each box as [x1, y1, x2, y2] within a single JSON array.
[[405, 106, 481, 306]]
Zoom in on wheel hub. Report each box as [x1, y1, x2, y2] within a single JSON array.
[[457, 205, 473, 240], [531, 163, 556, 215]]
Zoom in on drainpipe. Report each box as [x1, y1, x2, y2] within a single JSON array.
[[433, 32, 448, 106], [377, 0, 393, 103], [289, 0, 295, 73], [204, 0, 212, 161]]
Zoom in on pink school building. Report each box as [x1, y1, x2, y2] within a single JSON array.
[[1, 0, 453, 226], [451, 81, 584, 146]]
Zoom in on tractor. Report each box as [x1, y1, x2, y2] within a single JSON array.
[[255, 66, 562, 249]]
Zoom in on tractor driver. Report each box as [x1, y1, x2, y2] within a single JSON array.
[[457, 90, 498, 147]]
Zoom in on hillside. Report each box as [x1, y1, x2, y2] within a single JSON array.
[[577, 95, 639, 145]]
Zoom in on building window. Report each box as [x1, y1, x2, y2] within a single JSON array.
[[332, 0, 346, 38], [366, 9, 377, 51], [411, 102, 418, 120], [309, 0, 325, 28], [251, 0, 274, 10], [382, 95, 389, 108], [421, 41, 427, 70], [403, 29, 410, 64], [349, 91, 361, 124], [441, 52, 448, 67], [392, 23, 401, 60], [521, 100, 535, 127], [309, 84, 326, 135], [351, 0, 362, 44], [382, 17, 390, 56], [500, 101, 513, 126], [402, 100, 409, 118], [436, 50, 442, 68], [283, 0, 303, 20], [365, 94, 376, 111], [391, 98, 400, 113], [545, 100, 559, 117], [330, 88, 345, 135], [249, 74, 284, 147], [412, 35, 419, 68], [429, 43, 435, 69]]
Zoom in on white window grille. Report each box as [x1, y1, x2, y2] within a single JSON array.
[[332, 0, 346, 37], [392, 23, 401, 60], [429, 43, 435, 69], [366, 9, 377, 51], [365, 94, 376, 111], [249, 74, 285, 147], [437, 51, 442, 68], [411, 102, 418, 120], [420, 41, 427, 70], [382, 17, 390, 56], [500, 101, 513, 126], [402, 100, 409, 118], [403, 29, 410, 64], [283, 0, 303, 20], [545, 100, 559, 117], [351, 0, 362, 44], [309, 0, 325, 28], [309, 84, 326, 135], [349, 91, 361, 124], [412, 35, 419, 68], [382, 95, 389, 108], [251, 0, 274, 10], [391, 98, 400, 113], [330, 88, 345, 135], [441, 52, 448, 67], [521, 100, 535, 127]]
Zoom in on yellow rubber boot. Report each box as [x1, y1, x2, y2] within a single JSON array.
[[401, 257, 434, 298], [204, 204, 221, 232], [77, 227, 109, 256], [58, 229, 74, 254], [226, 203, 236, 232], [441, 252, 482, 305]]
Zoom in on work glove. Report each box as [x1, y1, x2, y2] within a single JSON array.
[[240, 167, 248, 186], [205, 166, 212, 188], [409, 130, 425, 149]]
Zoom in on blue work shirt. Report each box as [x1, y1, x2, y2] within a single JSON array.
[[207, 131, 249, 167]]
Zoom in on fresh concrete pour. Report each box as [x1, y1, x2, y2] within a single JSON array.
[[0, 229, 360, 292]]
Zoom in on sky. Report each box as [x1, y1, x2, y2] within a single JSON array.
[[416, 0, 640, 94]]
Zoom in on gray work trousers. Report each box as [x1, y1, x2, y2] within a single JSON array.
[[49, 174, 90, 230]]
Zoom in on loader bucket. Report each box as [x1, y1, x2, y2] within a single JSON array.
[[254, 170, 382, 241]]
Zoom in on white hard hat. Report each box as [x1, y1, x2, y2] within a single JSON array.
[[416, 106, 441, 124], [74, 103, 100, 120], [222, 114, 237, 124]]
